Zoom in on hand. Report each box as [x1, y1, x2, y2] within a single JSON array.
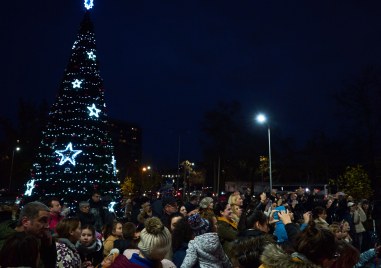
[[303, 211, 311, 224], [278, 210, 292, 225], [375, 243, 381, 254], [268, 210, 279, 224], [82, 261, 94, 268]]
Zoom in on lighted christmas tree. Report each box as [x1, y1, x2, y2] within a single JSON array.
[[22, 1, 120, 210]]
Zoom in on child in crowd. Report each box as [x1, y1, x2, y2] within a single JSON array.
[[76, 224, 104, 267], [103, 220, 123, 256]]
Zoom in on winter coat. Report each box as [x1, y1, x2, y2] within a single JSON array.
[[216, 217, 238, 260], [113, 238, 137, 253], [103, 235, 119, 256], [180, 232, 232, 268], [77, 211, 96, 227], [237, 228, 267, 239], [353, 207, 367, 234], [172, 242, 188, 268], [76, 239, 104, 267], [0, 220, 57, 268], [49, 212, 64, 233], [56, 238, 82, 268], [313, 217, 330, 229], [260, 243, 321, 268]]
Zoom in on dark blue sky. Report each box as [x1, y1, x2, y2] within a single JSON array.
[[1, 1, 381, 169]]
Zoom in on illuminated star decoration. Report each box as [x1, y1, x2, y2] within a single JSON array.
[[84, 0, 94, 10], [87, 51, 96, 61], [112, 156, 117, 176], [72, 79, 83, 89], [87, 103, 101, 117], [55, 143, 82, 166], [24, 179, 35, 196], [108, 201, 117, 212]]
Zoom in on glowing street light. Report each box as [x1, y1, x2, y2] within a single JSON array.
[[142, 166, 151, 172], [9, 146, 21, 192], [256, 113, 272, 192]]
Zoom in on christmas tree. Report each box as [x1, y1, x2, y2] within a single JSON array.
[[22, 2, 120, 211]]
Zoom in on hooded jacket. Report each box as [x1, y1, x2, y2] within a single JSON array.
[[259, 243, 321, 268], [180, 232, 232, 268]]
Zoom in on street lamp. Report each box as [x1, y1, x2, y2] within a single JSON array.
[[256, 114, 272, 192], [9, 146, 20, 192]]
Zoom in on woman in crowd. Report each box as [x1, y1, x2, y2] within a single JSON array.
[[56, 217, 82, 268], [179, 204, 188, 217], [342, 220, 354, 243], [168, 212, 184, 232], [214, 201, 238, 260], [237, 210, 270, 239], [137, 202, 153, 225], [0, 234, 40, 268], [312, 206, 329, 229], [103, 220, 123, 256], [260, 221, 338, 268], [230, 204, 242, 225], [113, 217, 175, 268], [181, 213, 231, 268], [199, 197, 214, 219], [172, 217, 194, 267], [76, 224, 103, 267]]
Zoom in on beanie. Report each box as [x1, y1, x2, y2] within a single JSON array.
[[199, 197, 213, 209], [79, 201, 90, 208], [187, 213, 210, 236], [138, 217, 171, 260]]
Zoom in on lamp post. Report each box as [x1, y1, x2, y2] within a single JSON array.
[[256, 114, 272, 192], [9, 146, 20, 192]]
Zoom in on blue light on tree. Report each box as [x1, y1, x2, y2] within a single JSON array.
[[87, 51, 96, 61], [87, 103, 101, 117], [84, 0, 94, 10], [72, 79, 83, 89], [55, 143, 83, 166], [112, 155, 117, 176], [24, 179, 35, 196]]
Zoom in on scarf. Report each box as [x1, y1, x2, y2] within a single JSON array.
[[217, 216, 238, 229]]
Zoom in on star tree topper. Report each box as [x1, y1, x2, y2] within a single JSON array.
[[84, 0, 94, 10], [87, 103, 101, 117], [55, 142, 83, 166]]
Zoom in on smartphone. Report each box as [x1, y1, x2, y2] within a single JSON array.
[[273, 205, 286, 220]]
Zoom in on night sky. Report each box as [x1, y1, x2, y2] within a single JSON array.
[[1, 1, 381, 169]]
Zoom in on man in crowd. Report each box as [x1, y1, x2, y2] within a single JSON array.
[[47, 197, 63, 234], [160, 195, 178, 228], [0, 201, 57, 267], [89, 190, 105, 232]]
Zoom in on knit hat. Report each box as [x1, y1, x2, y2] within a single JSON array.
[[199, 197, 213, 209], [79, 201, 90, 208], [138, 217, 171, 260], [187, 213, 210, 236]]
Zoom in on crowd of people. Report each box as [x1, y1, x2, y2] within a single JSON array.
[[0, 188, 380, 268]]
